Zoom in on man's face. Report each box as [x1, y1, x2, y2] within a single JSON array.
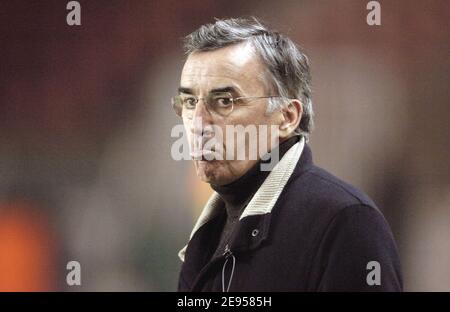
[[179, 42, 284, 186]]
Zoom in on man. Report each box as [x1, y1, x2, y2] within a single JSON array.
[[173, 17, 402, 291]]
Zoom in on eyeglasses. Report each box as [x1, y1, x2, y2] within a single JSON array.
[[171, 92, 286, 119]]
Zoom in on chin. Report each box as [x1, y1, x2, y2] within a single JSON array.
[[195, 160, 228, 185]]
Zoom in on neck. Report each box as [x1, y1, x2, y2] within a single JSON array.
[[211, 135, 300, 217]]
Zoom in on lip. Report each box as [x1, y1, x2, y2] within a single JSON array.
[[190, 149, 216, 160]]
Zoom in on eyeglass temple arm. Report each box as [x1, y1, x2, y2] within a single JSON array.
[[234, 96, 296, 101]]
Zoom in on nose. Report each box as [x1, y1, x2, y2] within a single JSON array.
[[192, 97, 211, 119], [190, 98, 213, 136]]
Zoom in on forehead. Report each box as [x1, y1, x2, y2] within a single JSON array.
[[180, 42, 266, 93]]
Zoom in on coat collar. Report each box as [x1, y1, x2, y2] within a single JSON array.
[[179, 137, 306, 262]]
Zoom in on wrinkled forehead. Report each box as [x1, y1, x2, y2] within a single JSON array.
[[180, 42, 266, 95]]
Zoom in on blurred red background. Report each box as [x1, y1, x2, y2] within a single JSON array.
[[0, 0, 448, 291]]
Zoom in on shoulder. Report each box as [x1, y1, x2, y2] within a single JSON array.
[[286, 142, 376, 213], [273, 158, 403, 290], [289, 169, 402, 291], [287, 164, 378, 213], [282, 163, 394, 239], [279, 163, 392, 243]]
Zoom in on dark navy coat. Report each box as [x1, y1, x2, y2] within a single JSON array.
[[178, 141, 403, 292]]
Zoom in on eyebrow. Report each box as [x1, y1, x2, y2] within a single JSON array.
[[210, 86, 236, 94], [177, 86, 238, 95], [178, 87, 194, 94]]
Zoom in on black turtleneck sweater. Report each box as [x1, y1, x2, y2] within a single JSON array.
[[210, 135, 300, 258]]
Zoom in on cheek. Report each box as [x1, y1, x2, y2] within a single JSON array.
[[223, 114, 275, 151]]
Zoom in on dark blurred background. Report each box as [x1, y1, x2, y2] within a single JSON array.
[[0, 0, 448, 291]]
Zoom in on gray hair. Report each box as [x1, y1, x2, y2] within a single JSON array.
[[183, 17, 314, 141]]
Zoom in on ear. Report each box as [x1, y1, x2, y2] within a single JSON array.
[[279, 99, 302, 139]]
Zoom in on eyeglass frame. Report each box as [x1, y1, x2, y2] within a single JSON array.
[[171, 91, 293, 118]]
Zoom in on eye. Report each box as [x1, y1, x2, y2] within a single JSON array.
[[182, 97, 197, 109], [215, 97, 233, 107]]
